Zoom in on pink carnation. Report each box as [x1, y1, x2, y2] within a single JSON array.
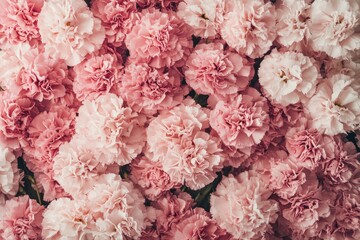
[[0, 195, 44, 240], [0, 93, 37, 149], [275, 0, 310, 47], [220, 0, 276, 58], [75, 93, 146, 166], [258, 49, 319, 106], [73, 52, 123, 101], [125, 8, 192, 68], [0, 0, 43, 48], [0, 145, 21, 199], [146, 98, 209, 162], [91, 0, 137, 46], [120, 62, 188, 115], [41, 198, 93, 240], [136, 0, 182, 10], [33, 172, 70, 202], [86, 174, 148, 239], [184, 42, 254, 104], [334, 191, 360, 234], [53, 139, 119, 197], [308, 0, 360, 58], [306, 74, 360, 135], [210, 171, 279, 239], [38, 0, 105, 66], [168, 208, 230, 240], [209, 88, 269, 155], [177, 0, 224, 38], [130, 156, 181, 201]]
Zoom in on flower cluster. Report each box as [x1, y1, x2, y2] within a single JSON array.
[[0, 0, 359, 239]]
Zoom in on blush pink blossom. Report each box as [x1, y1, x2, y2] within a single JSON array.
[[220, 0, 276, 58], [125, 8, 192, 68], [184, 42, 254, 104], [334, 191, 360, 233], [0, 145, 21, 200], [210, 171, 279, 239], [308, 0, 360, 58], [130, 156, 181, 201], [53, 139, 119, 197], [91, 0, 137, 46], [0, 195, 44, 240], [73, 52, 123, 101], [0, 0, 43, 48], [177, 0, 225, 38], [75, 93, 146, 166], [38, 0, 105, 66], [86, 174, 148, 239], [120, 62, 188, 115], [209, 88, 269, 156], [34, 172, 70, 202], [306, 74, 360, 135], [275, 0, 310, 47], [259, 49, 319, 106]]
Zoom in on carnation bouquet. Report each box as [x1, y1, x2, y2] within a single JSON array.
[[0, 0, 359, 239]]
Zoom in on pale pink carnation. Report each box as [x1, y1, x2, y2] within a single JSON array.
[[259, 49, 319, 106], [120, 62, 188, 115], [86, 174, 148, 239], [0, 93, 37, 150], [334, 191, 360, 233], [220, 0, 276, 58], [184, 42, 254, 103], [41, 198, 93, 240], [306, 74, 360, 135], [177, 0, 224, 38], [209, 88, 269, 155], [168, 208, 230, 240], [0, 145, 21, 199], [162, 131, 224, 190], [146, 98, 209, 162], [38, 0, 105, 66], [0, 0, 43, 48], [210, 171, 279, 239], [34, 172, 70, 202], [53, 139, 119, 197], [130, 156, 181, 201], [275, 0, 310, 47], [125, 8, 192, 68], [73, 52, 123, 101], [308, 0, 360, 58], [75, 93, 146, 166], [92, 0, 137, 46], [0, 195, 44, 240]]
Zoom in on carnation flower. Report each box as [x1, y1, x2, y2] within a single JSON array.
[[34, 172, 70, 202], [41, 198, 93, 240], [209, 88, 269, 155], [120, 62, 188, 115], [259, 49, 319, 106], [92, 0, 137, 46], [184, 42, 254, 104], [86, 174, 148, 239], [0, 0, 43, 48], [168, 208, 230, 240], [163, 131, 224, 190], [130, 156, 181, 201], [275, 0, 310, 47], [220, 0, 276, 58], [210, 171, 279, 239], [308, 0, 360, 58], [136, 0, 182, 10], [0, 93, 37, 149], [125, 8, 192, 68], [38, 0, 105, 66], [0, 195, 44, 240], [73, 52, 123, 101], [0, 145, 20, 198], [177, 0, 225, 38], [146, 98, 209, 162], [75, 93, 146, 166], [306, 74, 360, 135], [334, 191, 360, 232], [53, 139, 119, 197]]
